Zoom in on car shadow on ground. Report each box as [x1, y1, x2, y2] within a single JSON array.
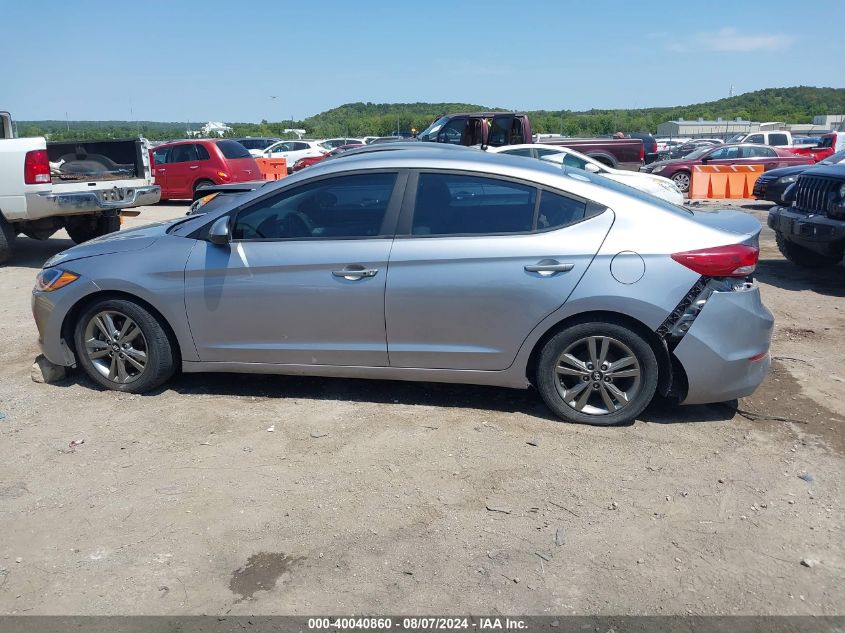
[[56, 368, 733, 427], [5, 237, 73, 270], [756, 257, 845, 297]]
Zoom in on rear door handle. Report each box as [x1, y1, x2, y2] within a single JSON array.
[[332, 266, 379, 280], [525, 260, 575, 276], [189, 165, 199, 170]]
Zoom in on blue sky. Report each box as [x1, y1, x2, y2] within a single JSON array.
[[2, 0, 842, 122]]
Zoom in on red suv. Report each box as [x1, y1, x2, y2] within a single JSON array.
[[150, 139, 260, 200]]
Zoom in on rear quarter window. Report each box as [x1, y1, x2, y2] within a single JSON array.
[[217, 140, 251, 159]]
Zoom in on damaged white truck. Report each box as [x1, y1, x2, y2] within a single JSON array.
[[0, 111, 160, 263]]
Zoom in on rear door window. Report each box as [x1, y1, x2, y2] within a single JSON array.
[[169, 144, 198, 163], [411, 173, 536, 236], [769, 133, 789, 146], [742, 146, 777, 158], [537, 190, 588, 230]]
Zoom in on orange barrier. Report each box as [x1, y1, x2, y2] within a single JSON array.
[[689, 164, 764, 199], [255, 157, 287, 180]]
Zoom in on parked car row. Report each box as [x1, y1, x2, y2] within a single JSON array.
[[641, 143, 814, 192]]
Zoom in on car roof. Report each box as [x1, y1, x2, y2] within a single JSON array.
[[438, 112, 527, 118]]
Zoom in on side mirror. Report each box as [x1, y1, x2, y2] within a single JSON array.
[[584, 163, 601, 173], [209, 216, 231, 245], [700, 156, 710, 163]]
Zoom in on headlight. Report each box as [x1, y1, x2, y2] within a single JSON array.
[[652, 165, 666, 174], [35, 268, 79, 292], [777, 175, 798, 184]]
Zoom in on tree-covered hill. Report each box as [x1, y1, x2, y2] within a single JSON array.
[[16, 86, 845, 141]]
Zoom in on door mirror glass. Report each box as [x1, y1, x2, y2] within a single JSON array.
[[209, 216, 231, 245]]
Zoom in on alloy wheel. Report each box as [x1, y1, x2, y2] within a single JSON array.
[[672, 172, 690, 192], [83, 310, 148, 384], [553, 335, 642, 416]]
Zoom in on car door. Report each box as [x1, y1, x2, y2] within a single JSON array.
[[166, 143, 200, 198], [384, 171, 614, 370], [151, 147, 171, 197], [742, 145, 779, 170], [184, 170, 406, 366]]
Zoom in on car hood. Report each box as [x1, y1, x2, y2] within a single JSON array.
[[690, 209, 762, 245], [44, 219, 184, 268], [758, 165, 809, 180], [648, 158, 689, 170]]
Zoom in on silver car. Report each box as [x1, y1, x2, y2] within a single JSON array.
[[32, 148, 773, 425]]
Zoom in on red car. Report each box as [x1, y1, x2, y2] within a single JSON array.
[[150, 139, 260, 200], [789, 132, 845, 163], [641, 143, 814, 192], [291, 144, 364, 173]]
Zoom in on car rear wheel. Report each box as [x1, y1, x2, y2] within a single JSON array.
[[775, 233, 842, 268], [671, 171, 691, 193], [535, 321, 658, 426], [73, 298, 175, 393]]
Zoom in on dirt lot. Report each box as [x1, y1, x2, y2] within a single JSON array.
[[1, 202, 843, 615]]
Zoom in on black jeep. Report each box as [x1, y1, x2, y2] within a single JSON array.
[[768, 164, 845, 268]]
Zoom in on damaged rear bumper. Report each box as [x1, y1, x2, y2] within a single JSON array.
[[673, 283, 773, 405]]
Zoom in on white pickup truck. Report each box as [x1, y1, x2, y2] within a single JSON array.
[[0, 111, 160, 263], [726, 130, 794, 148]]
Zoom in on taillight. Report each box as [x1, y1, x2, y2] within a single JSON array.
[[651, 142, 657, 153], [24, 150, 51, 184], [217, 171, 230, 181], [639, 144, 645, 161], [671, 244, 759, 277]]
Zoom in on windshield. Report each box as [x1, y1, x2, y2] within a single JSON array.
[[417, 116, 449, 142], [820, 149, 845, 165], [682, 146, 712, 160], [539, 151, 606, 173]]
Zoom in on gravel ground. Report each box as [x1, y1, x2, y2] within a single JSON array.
[[0, 202, 843, 615]]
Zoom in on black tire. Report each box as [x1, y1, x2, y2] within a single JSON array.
[[0, 213, 15, 265], [775, 233, 842, 269], [73, 298, 175, 393], [671, 170, 691, 193], [192, 179, 214, 201], [65, 213, 121, 244], [535, 320, 658, 426]]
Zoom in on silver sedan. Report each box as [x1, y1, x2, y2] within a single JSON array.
[[32, 147, 773, 425]]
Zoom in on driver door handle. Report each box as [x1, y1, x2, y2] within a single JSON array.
[[525, 260, 575, 276], [332, 267, 379, 280]]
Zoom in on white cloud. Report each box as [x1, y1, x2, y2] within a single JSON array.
[[668, 27, 796, 53]]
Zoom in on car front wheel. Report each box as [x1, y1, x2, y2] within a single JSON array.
[[535, 321, 658, 426], [73, 298, 176, 393], [671, 171, 691, 193]]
